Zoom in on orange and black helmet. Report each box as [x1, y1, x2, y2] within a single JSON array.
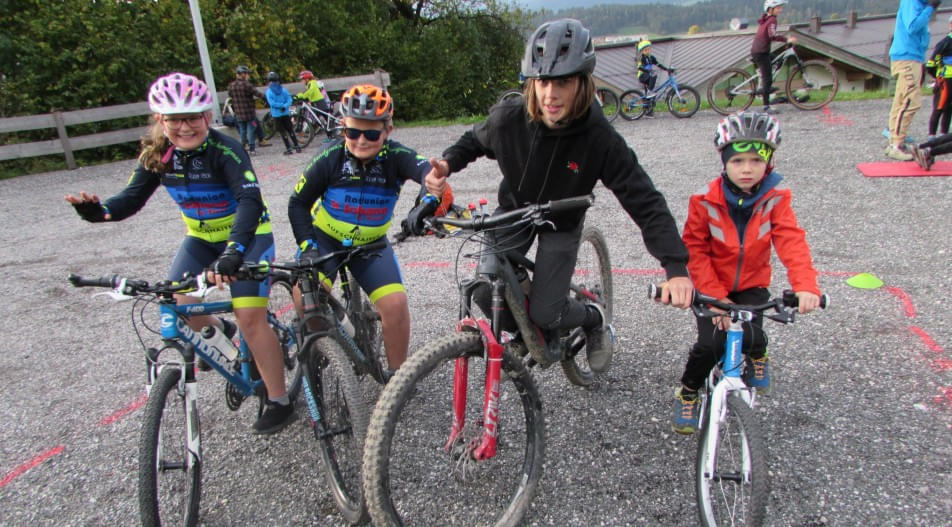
[[340, 84, 393, 121]]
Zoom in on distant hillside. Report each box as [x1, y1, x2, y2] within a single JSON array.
[[521, 0, 901, 37]]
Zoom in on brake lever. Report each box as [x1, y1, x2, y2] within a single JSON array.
[[92, 277, 136, 301]]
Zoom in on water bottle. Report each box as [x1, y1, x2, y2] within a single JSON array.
[[339, 312, 356, 337], [201, 325, 239, 361]]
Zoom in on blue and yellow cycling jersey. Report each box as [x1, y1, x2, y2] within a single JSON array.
[[288, 139, 430, 246], [102, 129, 271, 248]]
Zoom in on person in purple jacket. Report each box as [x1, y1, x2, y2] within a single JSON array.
[[751, 0, 797, 114]]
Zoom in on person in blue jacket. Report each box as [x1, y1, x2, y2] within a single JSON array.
[[265, 71, 302, 155], [885, 0, 941, 161]]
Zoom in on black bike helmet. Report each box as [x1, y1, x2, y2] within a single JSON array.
[[266, 71, 280, 82], [235, 65, 251, 74], [714, 111, 782, 151], [521, 19, 596, 79]]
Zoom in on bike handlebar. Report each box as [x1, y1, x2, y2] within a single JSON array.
[[268, 238, 388, 275], [648, 284, 827, 323], [68, 263, 273, 297], [432, 194, 594, 232]]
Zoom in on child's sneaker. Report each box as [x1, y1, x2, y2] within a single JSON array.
[[584, 303, 615, 374], [884, 143, 913, 161], [672, 387, 700, 435], [911, 145, 934, 170], [747, 354, 770, 394]]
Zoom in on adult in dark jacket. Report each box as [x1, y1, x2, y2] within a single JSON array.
[[424, 19, 694, 374]]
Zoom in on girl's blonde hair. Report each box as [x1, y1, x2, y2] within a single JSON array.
[[523, 75, 595, 125], [138, 115, 172, 172]]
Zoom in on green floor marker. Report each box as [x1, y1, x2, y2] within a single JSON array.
[[846, 272, 884, 289]]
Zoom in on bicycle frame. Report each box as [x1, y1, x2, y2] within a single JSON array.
[[730, 46, 801, 97]]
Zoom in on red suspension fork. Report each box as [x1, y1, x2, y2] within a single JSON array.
[[446, 318, 503, 460]]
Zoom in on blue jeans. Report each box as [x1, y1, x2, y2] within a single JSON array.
[[236, 120, 256, 150]]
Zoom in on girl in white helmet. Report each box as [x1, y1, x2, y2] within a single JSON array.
[[751, 0, 796, 114]]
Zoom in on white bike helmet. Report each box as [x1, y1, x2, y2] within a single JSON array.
[[148, 73, 214, 114], [714, 111, 781, 151], [763, 0, 787, 12]]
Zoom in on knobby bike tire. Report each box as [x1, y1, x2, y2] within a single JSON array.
[[707, 68, 756, 116], [362, 332, 545, 527], [596, 87, 620, 123], [562, 226, 613, 386], [138, 366, 201, 527], [619, 89, 648, 120], [260, 113, 276, 140], [785, 59, 839, 111], [667, 85, 701, 118], [497, 89, 523, 105], [696, 393, 768, 527], [291, 112, 316, 148], [302, 337, 370, 525], [346, 277, 386, 377], [269, 274, 303, 400]]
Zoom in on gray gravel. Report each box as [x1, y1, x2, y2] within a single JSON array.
[[0, 98, 949, 526]]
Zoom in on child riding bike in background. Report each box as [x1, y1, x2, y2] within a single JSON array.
[[287, 84, 452, 371], [295, 69, 332, 114], [672, 111, 820, 434], [636, 39, 671, 117]]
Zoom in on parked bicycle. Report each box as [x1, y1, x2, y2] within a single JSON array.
[[362, 195, 613, 526], [221, 96, 276, 140], [289, 99, 343, 149], [264, 238, 392, 525], [497, 86, 620, 123], [650, 284, 827, 527], [707, 44, 839, 115], [619, 68, 700, 120], [68, 268, 301, 526]]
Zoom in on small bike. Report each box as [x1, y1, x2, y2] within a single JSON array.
[[68, 269, 301, 527], [650, 285, 827, 527], [706, 43, 839, 115], [289, 99, 343, 148], [619, 68, 701, 120], [362, 195, 613, 526]]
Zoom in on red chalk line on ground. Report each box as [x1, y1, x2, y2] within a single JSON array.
[[0, 446, 64, 489]]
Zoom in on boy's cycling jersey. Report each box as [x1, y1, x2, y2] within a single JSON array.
[[101, 128, 271, 248], [288, 140, 430, 246]]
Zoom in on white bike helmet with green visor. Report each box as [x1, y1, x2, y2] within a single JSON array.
[[521, 19, 596, 79], [763, 0, 787, 12]]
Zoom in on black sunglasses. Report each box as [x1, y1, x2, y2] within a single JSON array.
[[343, 127, 384, 141]]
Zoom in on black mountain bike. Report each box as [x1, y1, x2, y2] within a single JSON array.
[[362, 195, 613, 526]]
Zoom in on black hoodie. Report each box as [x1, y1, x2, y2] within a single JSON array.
[[442, 98, 689, 279]]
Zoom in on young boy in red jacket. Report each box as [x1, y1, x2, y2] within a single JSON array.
[[672, 111, 821, 434]]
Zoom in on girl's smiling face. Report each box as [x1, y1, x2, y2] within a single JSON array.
[[160, 112, 210, 151]]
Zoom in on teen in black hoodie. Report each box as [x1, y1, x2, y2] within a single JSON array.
[[424, 19, 693, 373]]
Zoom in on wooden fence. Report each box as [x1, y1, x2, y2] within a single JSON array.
[[0, 70, 390, 169]]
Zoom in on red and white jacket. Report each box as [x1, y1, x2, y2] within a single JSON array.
[[682, 177, 819, 299]]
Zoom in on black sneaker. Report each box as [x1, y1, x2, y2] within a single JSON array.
[[584, 303, 615, 374], [253, 401, 297, 435]]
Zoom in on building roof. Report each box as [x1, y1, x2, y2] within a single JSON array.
[[593, 8, 952, 93]]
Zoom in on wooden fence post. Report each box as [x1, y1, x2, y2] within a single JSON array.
[[53, 111, 77, 170]]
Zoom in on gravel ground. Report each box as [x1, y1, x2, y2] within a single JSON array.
[[0, 98, 949, 526]]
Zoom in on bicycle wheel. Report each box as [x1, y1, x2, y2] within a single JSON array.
[[345, 276, 386, 376], [291, 112, 316, 148], [497, 89, 523, 105], [595, 87, 620, 123], [562, 226, 613, 386], [138, 366, 201, 527], [619, 89, 648, 120], [269, 274, 303, 400], [363, 332, 545, 527], [696, 392, 768, 527], [707, 68, 756, 115], [260, 113, 276, 140], [785, 59, 838, 111], [667, 85, 701, 118], [302, 337, 370, 524]]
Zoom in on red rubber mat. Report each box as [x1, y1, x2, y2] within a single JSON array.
[[857, 161, 952, 177]]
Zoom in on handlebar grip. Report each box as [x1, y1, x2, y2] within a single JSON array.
[[819, 294, 829, 309], [68, 273, 118, 288], [549, 195, 594, 214]]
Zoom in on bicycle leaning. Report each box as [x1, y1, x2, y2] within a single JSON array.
[[68, 268, 302, 527], [362, 195, 613, 526], [619, 68, 700, 120], [706, 43, 839, 115], [289, 99, 343, 148], [263, 238, 392, 525], [650, 284, 827, 527]]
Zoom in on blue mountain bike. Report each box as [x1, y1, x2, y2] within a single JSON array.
[[619, 69, 700, 120]]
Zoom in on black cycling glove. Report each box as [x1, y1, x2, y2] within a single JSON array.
[[72, 201, 108, 223], [406, 195, 440, 236], [211, 245, 244, 277], [299, 248, 323, 268]]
